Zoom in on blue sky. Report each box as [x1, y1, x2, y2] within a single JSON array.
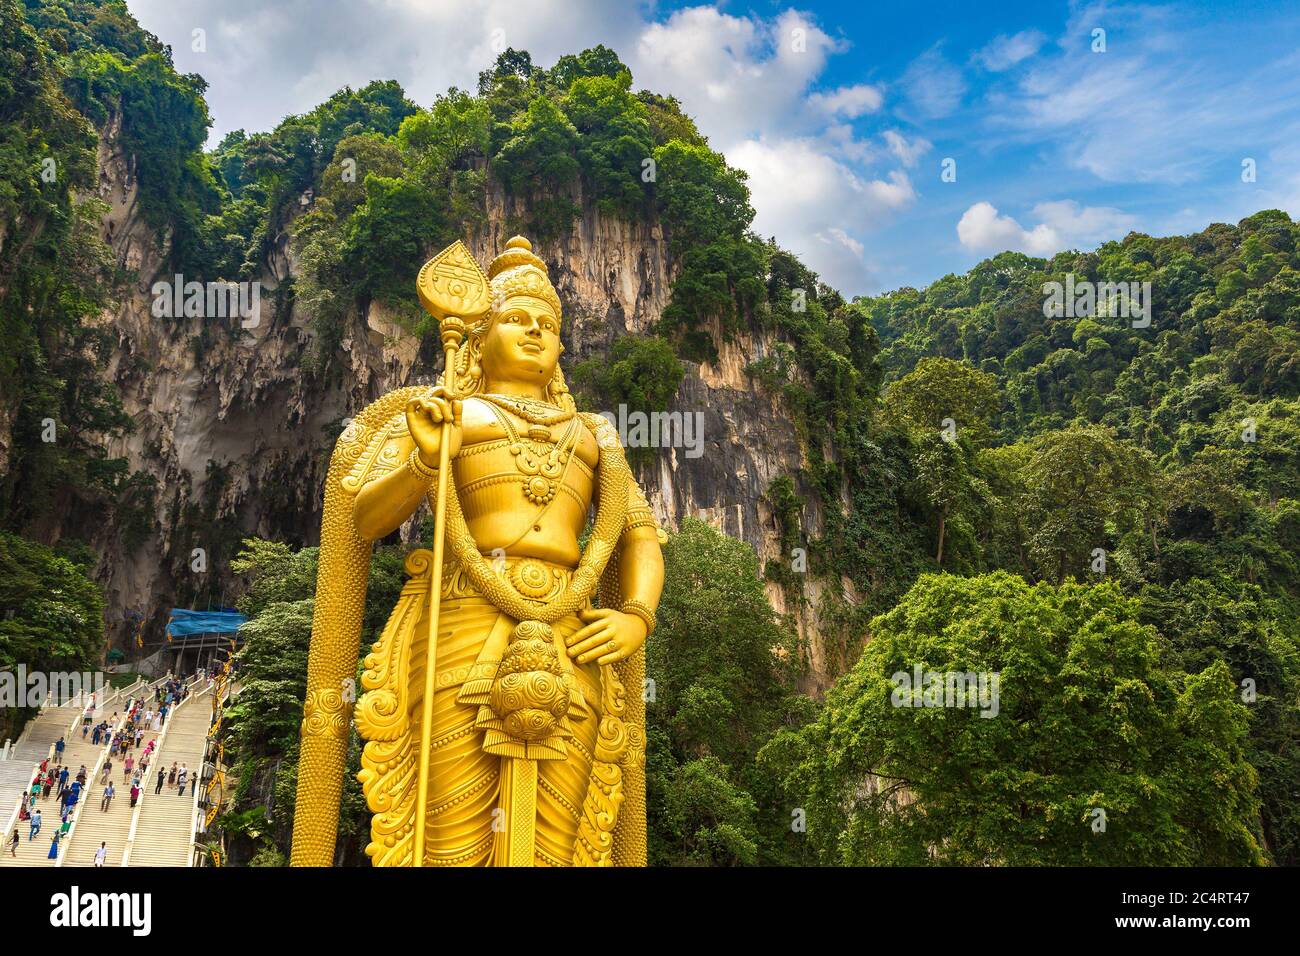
[[130, 0, 1300, 295]]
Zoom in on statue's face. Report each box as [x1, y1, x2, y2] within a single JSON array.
[[480, 298, 561, 382]]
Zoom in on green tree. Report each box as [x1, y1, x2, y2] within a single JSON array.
[[562, 71, 652, 216], [1140, 578, 1300, 865], [789, 572, 1265, 865], [490, 95, 581, 238], [318, 132, 404, 219], [398, 89, 491, 170], [548, 45, 628, 91], [218, 538, 405, 866], [0, 530, 104, 739], [647, 519, 807, 866], [66, 48, 219, 267], [883, 357, 1001, 446], [340, 173, 450, 306], [491, 94, 580, 194], [652, 139, 752, 249], [569, 332, 684, 454], [638, 92, 707, 148], [658, 756, 760, 866], [1015, 426, 1157, 582], [910, 433, 988, 566]]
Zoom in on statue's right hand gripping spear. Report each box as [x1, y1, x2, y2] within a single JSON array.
[[411, 241, 490, 867]]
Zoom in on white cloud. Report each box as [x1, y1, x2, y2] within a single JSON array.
[[826, 227, 865, 257], [882, 130, 931, 167], [974, 30, 1046, 71], [1032, 200, 1138, 243], [731, 138, 914, 290], [900, 45, 967, 119], [956, 200, 1136, 256], [808, 83, 884, 119], [821, 123, 879, 163], [957, 202, 1059, 255], [628, 7, 916, 291], [632, 7, 846, 150]]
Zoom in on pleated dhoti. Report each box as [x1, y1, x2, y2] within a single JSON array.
[[418, 595, 604, 867]]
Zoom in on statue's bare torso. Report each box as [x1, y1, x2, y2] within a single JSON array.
[[449, 396, 599, 567]]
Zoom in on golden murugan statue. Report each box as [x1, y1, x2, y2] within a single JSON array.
[[290, 237, 663, 866]]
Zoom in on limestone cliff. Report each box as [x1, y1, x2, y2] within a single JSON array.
[[84, 124, 840, 690]]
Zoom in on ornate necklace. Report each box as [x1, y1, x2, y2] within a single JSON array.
[[442, 412, 630, 625], [487, 403, 580, 506], [479, 392, 574, 426]]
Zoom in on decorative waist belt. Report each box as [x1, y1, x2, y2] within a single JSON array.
[[440, 554, 577, 604]]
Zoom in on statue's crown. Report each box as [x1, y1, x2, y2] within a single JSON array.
[[488, 236, 562, 319]]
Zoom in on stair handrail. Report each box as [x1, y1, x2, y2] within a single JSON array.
[[8, 689, 54, 755], [2, 674, 70, 762], [195, 664, 234, 865], [187, 702, 206, 868], [202, 668, 233, 828], [97, 675, 146, 714], [185, 673, 211, 866]]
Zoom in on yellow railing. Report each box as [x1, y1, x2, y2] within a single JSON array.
[[203, 741, 224, 831], [199, 655, 233, 866]]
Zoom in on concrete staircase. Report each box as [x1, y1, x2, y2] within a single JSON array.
[[0, 687, 146, 867], [61, 717, 164, 868], [0, 681, 149, 825], [126, 687, 211, 867]]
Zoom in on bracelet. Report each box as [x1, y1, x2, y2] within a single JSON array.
[[620, 599, 657, 636], [408, 448, 438, 481]]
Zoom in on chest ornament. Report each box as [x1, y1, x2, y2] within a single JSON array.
[[485, 400, 581, 506]]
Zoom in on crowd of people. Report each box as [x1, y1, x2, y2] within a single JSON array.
[[17, 748, 89, 856], [11, 671, 205, 861]]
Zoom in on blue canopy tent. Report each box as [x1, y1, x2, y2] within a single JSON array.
[[164, 609, 248, 674], [165, 609, 247, 638]]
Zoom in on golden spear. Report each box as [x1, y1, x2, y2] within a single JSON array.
[[411, 241, 490, 866]]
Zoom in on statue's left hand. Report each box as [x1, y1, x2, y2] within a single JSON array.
[[566, 608, 647, 665]]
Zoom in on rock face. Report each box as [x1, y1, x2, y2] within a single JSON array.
[[76, 129, 835, 688]]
